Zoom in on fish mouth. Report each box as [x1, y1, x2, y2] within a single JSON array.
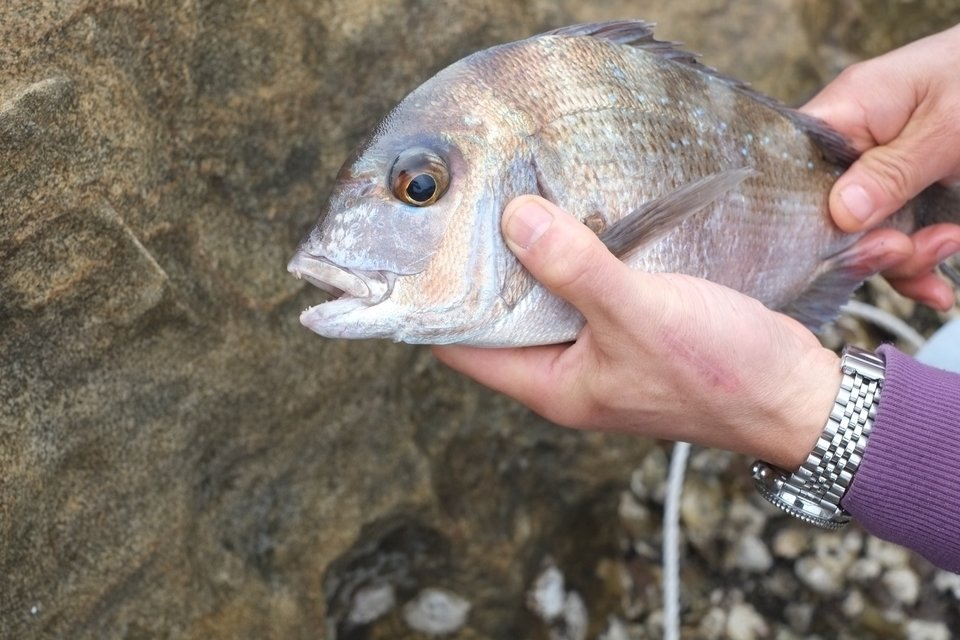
[[287, 251, 393, 307]]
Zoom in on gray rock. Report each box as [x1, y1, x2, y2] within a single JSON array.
[[402, 589, 471, 636], [528, 564, 567, 621], [867, 537, 913, 568], [883, 568, 921, 606], [680, 474, 725, 550], [731, 535, 774, 573], [841, 590, 865, 620], [848, 557, 883, 582], [792, 530, 863, 595], [795, 557, 844, 595], [347, 583, 397, 626], [726, 603, 769, 640], [784, 602, 814, 633], [630, 447, 669, 503], [554, 592, 588, 640], [689, 448, 736, 476], [697, 607, 727, 640], [618, 490, 653, 538], [527, 563, 589, 640], [905, 619, 952, 640], [728, 497, 771, 537], [771, 528, 810, 560], [597, 616, 631, 640], [934, 570, 960, 599]]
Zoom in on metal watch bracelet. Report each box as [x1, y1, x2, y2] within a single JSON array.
[[752, 346, 886, 529]]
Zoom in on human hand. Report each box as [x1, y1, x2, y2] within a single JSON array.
[[434, 196, 862, 470], [802, 23, 960, 309]]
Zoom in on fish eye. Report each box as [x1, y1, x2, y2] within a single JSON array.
[[406, 173, 437, 203], [390, 147, 449, 207]]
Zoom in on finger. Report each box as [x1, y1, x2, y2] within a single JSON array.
[[801, 60, 915, 153], [431, 344, 589, 425], [841, 228, 916, 276], [801, 45, 960, 232], [887, 272, 956, 311], [431, 344, 557, 397], [881, 224, 960, 279], [501, 195, 637, 330], [829, 118, 959, 231]]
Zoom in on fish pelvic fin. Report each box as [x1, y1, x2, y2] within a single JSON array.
[[544, 21, 860, 167], [599, 167, 756, 259], [778, 236, 903, 331], [784, 183, 960, 330]]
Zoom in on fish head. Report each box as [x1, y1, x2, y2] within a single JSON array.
[[289, 67, 536, 343]]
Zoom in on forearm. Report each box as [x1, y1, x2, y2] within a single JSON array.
[[841, 345, 960, 572]]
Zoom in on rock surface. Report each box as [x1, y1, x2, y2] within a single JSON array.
[[2, 1, 959, 639]]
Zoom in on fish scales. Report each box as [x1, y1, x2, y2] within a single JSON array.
[[288, 21, 957, 345], [471, 35, 845, 298]]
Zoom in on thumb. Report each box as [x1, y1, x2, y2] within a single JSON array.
[[502, 195, 633, 325], [830, 120, 950, 232]]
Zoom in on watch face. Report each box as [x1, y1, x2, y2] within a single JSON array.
[[753, 461, 849, 529]]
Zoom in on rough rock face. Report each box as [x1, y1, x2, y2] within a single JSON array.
[[2, 2, 958, 639]]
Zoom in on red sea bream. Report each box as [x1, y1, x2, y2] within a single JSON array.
[[288, 21, 957, 345]]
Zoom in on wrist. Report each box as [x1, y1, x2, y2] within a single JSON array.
[[759, 347, 843, 470]]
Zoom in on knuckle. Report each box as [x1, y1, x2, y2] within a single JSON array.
[[864, 150, 918, 201], [558, 396, 601, 429], [532, 390, 590, 427], [535, 358, 595, 427], [836, 61, 866, 85], [563, 371, 613, 429], [834, 61, 877, 94]]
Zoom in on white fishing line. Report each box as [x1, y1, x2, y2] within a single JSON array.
[[841, 300, 926, 351], [662, 440, 691, 640]]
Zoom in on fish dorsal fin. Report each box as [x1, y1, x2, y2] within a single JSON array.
[[543, 20, 680, 53], [600, 167, 755, 259], [789, 112, 859, 166], [546, 21, 699, 65], [544, 21, 860, 167]]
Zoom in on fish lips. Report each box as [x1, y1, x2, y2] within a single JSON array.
[[288, 251, 397, 332]]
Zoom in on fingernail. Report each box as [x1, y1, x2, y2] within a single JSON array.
[[936, 240, 960, 263], [504, 201, 553, 249], [839, 184, 874, 223]]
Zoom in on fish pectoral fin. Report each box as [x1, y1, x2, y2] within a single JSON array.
[[599, 167, 756, 259], [498, 264, 534, 308], [778, 235, 897, 331]]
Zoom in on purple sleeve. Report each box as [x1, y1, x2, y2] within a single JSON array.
[[840, 345, 960, 572]]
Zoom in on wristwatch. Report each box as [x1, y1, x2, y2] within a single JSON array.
[[752, 345, 885, 529]]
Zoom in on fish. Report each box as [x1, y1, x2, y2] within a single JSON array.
[[288, 20, 958, 346]]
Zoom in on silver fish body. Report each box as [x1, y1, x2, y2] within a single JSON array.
[[289, 21, 944, 346]]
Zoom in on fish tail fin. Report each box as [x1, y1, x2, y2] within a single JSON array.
[[915, 184, 960, 288], [917, 183, 960, 227]]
